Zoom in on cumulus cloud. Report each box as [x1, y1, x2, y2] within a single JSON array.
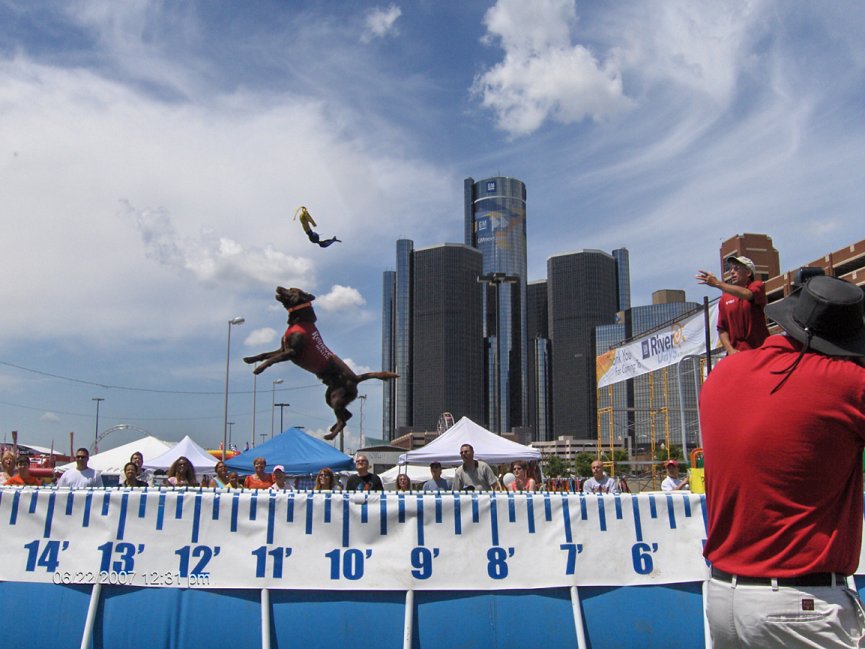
[[243, 327, 279, 348], [40, 412, 60, 424], [342, 358, 372, 375], [473, 0, 631, 136], [122, 201, 313, 288], [314, 285, 366, 312], [361, 5, 402, 43]]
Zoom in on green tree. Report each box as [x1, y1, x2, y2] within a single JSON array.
[[545, 455, 570, 478], [654, 444, 685, 465], [573, 452, 595, 477]]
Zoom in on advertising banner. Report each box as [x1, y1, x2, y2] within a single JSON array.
[[0, 488, 712, 590], [596, 302, 720, 388]]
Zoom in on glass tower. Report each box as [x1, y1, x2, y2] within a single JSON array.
[[381, 270, 396, 439], [464, 176, 528, 434], [411, 244, 485, 429], [394, 239, 414, 436]]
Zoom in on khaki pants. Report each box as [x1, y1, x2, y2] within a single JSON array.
[[707, 577, 865, 648]]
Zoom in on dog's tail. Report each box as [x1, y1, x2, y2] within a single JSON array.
[[356, 372, 399, 382]]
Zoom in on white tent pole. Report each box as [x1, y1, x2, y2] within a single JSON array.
[[402, 588, 414, 649], [569, 585, 587, 649], [261, 587, 271, 649], [79, 581, 102, 649]]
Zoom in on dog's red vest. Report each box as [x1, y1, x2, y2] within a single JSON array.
[[284, 321, 334, 374]]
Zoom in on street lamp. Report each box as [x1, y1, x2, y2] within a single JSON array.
[[92, 397, 104, 453], [271, 379, 284, 438], [357, 394, 367, 451], [477, 273, 519, 434], [251, 365, 258, 448], [222, 316, 245, 460], [274, 403, 290, 436]]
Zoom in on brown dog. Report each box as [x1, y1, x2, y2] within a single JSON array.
[[243, 287, 398, 440]]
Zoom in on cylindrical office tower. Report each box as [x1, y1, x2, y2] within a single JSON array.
[[464, 176, 528, 434]]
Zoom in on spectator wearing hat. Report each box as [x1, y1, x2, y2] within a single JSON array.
[[269, 465, 291, 490], [660, 460, 689, 492], [696, 255, 770, 354], [701, 276, 865, 648]]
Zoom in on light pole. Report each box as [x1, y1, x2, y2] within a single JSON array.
[[227, 421, 235, 449], [92, 397, 104, 453], [251, 365, 258, 448], [358, 394, 367, 450], [274, 403, 290, 436], [222, 316, 245, 460], [477, 273, 518, 434], [271, 379, 284, 438]]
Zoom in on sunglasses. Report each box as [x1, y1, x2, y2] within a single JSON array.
[[76, 455, 88, 460]]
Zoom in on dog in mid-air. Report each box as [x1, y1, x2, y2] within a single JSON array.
[[243, 287, 398, 440]]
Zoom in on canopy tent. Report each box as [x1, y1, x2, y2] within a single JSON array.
[[224, 427, 354, 475], [399, 417, 542, 466], [144, 435, 218, 472], [57, 436, 174, 476], [378, 463, 456, 488]]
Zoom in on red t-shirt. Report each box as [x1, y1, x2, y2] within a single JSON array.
[[5, 474, 42, 486], [244, 474, 273, 489], [717, 279, 769, 351], [283, 321, 334, 375], [701, 335, 865, 576]]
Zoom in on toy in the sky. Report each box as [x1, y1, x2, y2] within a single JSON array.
[[294, 206, 341, 248]]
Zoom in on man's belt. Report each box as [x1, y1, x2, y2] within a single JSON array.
[[711, 567, 848, 587]]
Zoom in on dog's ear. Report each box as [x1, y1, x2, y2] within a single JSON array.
[[293, 289, 315, 303]]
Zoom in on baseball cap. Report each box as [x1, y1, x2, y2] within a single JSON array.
[[665, 460, 678, 468], [272, 465, 285, 474], [725, 255, 756, 277]]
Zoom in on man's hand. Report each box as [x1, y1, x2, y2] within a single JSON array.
[[696, 270, 719, 288]]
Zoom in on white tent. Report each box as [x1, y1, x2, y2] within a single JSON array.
[[144, 435, 218, 472], [398, 417, 542, 466], [379, 464, 456, 488], [57, 436, 174, 476]]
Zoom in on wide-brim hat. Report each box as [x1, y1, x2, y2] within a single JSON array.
[[765, 275, 865, 357]]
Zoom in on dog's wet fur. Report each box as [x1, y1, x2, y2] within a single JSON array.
[[244, 287, 398, 440]]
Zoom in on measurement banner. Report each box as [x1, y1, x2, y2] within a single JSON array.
[[0, 488, 713, 590]]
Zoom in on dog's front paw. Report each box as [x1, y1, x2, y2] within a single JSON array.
[[242, 356, 256, 365]]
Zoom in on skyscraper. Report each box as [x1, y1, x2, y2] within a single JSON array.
[[381, 270, 396, 439], [411, 244, 484, 429], [547, 250, 618, 438], [464, 176, 528, 433], [526, 280, 551, 440]]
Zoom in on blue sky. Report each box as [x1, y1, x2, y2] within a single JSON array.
[[1, 0, 863, 455]]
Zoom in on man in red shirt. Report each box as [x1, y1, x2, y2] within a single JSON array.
[[701, 275, 865, 648], [696, 255, 770, 353]]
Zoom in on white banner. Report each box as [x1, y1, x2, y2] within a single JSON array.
[[596, 303, 721, 388], [0, 488, 712, 589]]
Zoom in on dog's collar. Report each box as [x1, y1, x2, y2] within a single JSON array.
[[287, 301, 313, 313]]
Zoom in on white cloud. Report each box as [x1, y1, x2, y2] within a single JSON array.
[[123, 202, 313, 288], [473, 0, 631, 136], [243, 328, 279, 348], [361, 5, 402, 43], [40, 412, 60, 424], [314, 285, 366, 312], [342, 358, 372, 375]]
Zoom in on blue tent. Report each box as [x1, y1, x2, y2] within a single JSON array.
[[224, 427, 354, 475]]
